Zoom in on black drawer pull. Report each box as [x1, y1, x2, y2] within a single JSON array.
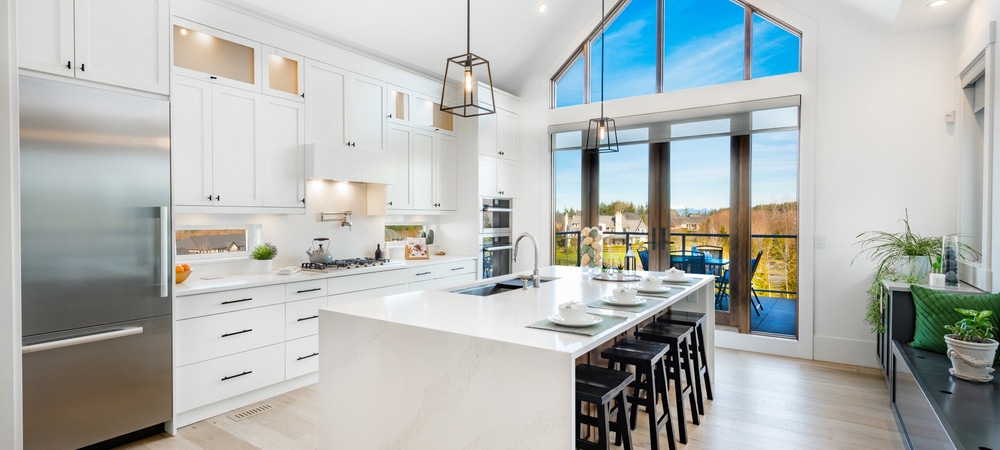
[[416, 271, 431, 276], [297, 315, 319, 322], [297, 352, 319, 361], [221, 370, 252, 381], [222, 298, 253, 305], [451, 267, 465, 271], [221, 329, 252, 338], [296, 288, 321, 294]]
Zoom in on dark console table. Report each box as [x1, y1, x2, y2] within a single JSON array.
[[878, 281, 999, 450]]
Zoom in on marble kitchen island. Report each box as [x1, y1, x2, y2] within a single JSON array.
[[318, 265, 716, 449]]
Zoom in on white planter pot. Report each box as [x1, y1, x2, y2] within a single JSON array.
[[944, 334, 998, 382], [252, 259, 273, 274], [897, 256, 930, 279]]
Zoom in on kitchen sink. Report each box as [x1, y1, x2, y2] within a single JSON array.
[[450, 277, 557, 297]]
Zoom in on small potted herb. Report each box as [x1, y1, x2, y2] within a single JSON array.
[[944, 308, 998, 382], [250, 242, 278, 274]]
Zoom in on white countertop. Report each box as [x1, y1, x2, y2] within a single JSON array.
[[174, 254, 476, 296], [321, 265, 714, 358]]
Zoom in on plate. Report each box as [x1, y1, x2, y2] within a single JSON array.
[[660, 276, 694, 284], [636, 285, 670, 294], [547, 314, 604, 327], [600, 295, 647, 305], [277, 266, 301, 275]]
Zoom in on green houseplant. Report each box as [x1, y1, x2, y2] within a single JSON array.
[[251, 242, 278, 274], [943, 309, 998, 382], [853, 210, 978, 332]]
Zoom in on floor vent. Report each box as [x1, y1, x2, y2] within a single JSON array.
[[226, 403, 273, 422]]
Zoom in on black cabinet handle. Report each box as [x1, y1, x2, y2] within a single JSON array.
[[221, 329, 252, 338], [210, 75, 217, 80], [79, 63, 85, 72], [452, 267, 465, 271], [65, 61, 71, 69], [208, 195, 219, 201], [661, 228, 667, 251], [387, 201, 393, 206], [300, 93, 305, 98], [297, 352, 319, 361], [221, 297, 252, 305], [297, 315, 319, 322], [296, 288, 321, 294], [221, 370, 252, 381], [416, 271, 431, 276], [499, 151, 504, 155], [300, 198, 305, 204]]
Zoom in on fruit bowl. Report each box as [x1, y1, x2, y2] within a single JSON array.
[[176, 269, 192, 284]]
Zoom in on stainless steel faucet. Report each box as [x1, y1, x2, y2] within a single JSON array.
[[513, 232, 540, 288]]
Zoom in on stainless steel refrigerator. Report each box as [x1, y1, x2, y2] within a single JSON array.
[[19, 76, 172, 449]]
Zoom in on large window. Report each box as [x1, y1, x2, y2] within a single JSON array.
[[552, 0, 802, 107]]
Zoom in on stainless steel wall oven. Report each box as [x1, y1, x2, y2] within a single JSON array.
[[480, 197, 513, 279]]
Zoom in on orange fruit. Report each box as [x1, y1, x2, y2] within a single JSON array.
[[175, 265, 184, 273], [181, 263, 191, 271]]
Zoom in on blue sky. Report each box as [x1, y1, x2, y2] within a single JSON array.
[[553, 0, 801, 213]]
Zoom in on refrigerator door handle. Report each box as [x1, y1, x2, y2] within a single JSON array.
[[159, 206, 169, 298], [22, 327, 144, 354]]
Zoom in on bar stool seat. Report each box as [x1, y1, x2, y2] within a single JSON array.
[[634, 322, 700, 445], [656, 311, 713, 415], [601, 338, 676, 450], [576, 364, 635, 450]]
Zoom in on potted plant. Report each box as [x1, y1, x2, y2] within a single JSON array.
[[944, 308, 998, 382], [854, 210, 978, 332], [251, 242, 278, 274]]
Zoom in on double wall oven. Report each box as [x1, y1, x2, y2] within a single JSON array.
[[480, 197, 513, 279]]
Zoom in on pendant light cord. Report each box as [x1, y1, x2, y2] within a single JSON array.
[[467, 0, 471, 55], [600, 0, 605, 119]]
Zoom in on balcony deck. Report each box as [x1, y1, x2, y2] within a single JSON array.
[[717, 294, 796, 336]]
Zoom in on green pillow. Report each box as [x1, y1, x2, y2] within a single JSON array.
[[908, 284, 1000, 354]]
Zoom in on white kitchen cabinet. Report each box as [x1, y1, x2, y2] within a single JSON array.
[[17, 0, 169, 94], [304, 59, 386, 153], [172, 19, 260, 92], [171, 76, 261, 207], [175, 343, 285, 413], [175, 304, 285, 367], [262, 45, 304, 102], [478, 156, 518, 198], [478, 107, 519, 161], [385, 125, 413, 210], [406, 258, 477, 292], [285, 335, 320, 380], [388, 86, 455, 135], [412, 130, 456, 211], [260, 96, 305, 208]]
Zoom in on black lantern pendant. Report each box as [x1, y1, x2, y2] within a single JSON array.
[[584, 0, 619, 153], [440, 0, 496, 118]]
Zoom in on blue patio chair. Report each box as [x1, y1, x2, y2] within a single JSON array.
[[669, 250, 707, 274], [638, 249, 648, 271], [714, 249, 764, 315]]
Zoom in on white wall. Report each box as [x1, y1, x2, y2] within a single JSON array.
[[515, 0, 963, 367], [0, 0, 20, 446]]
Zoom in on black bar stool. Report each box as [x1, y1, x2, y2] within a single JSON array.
[[656, 310, 713, 415], [601, 338, 676, 450], [634, 322, 700, 444], [576, 364, 635, 450]]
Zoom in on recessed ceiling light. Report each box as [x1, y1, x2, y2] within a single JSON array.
[[537, 3, 548, 13], [927, 0, 948, 7]]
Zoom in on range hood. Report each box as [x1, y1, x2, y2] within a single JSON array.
[[304, 143, 393, 184]]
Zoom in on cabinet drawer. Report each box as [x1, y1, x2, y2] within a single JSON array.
[[328, 284, 408, 307], [434, 273, 477, 289], [408, 280, 434, 292], [175, 343, 284, 413], [408, 266, 435, 283], [285, 279, 327, 302], [327, 269, 407, 295], [433, 260, 474, 278], [176, 284, 284, 320], [286, 297, 326, 341], [176, 304, 285, 366], [285, 335, 319, 379]]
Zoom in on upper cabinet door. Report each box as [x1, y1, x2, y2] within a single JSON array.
[[347, 73, 387, 153], [496, 109, 519, 160], [211, 86, 262, 206], [262, 46, 304, 102], [385, 125, 413, 210], [171, 77, 215, 207], [260, 96, 305, 208], [18, 0, 169, 94], [16, 0, 74, 77], [303, 59, 347, 147], [172, 19, 260, 92], [434, 135, 457, 210]]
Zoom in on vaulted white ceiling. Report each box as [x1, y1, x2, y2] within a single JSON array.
[[218, 0, 971, 96]]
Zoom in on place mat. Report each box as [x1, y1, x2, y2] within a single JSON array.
[[587, 297, 664, 313], [526, 313, 628, 336], [660, 277, 699, 287]]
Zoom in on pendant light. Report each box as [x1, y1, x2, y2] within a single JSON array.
[[584, 0, 619, 153], [440, 0, 496, 117]]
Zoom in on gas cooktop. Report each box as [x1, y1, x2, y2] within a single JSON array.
[[301, 258, 399, 272]]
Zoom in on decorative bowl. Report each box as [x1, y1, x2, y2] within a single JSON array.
[[176, 269, 193, 284]]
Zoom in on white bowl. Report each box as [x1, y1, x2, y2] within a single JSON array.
[[663, 269, 685, 282], [639, 275, 661, 290], [612, 288, 637, 303], [558, 302, 588, 322]]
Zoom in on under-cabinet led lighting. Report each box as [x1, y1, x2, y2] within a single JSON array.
[[927, 0, 948, 7]]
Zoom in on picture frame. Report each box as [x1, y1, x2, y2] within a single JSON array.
[[405, 237, 429, 260]]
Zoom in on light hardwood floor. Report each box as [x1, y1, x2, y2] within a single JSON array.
[[118, 348, 905, 450]]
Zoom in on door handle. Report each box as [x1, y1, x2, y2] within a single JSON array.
[[159, 206, 169, 298], [22, 327, 144, 354], [661, 228, 667, 251], [650, 230, 656, 251]]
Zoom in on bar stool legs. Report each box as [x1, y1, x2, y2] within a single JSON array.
[[658, 311, 714, 415], [601, 338, 677, 450], [576, 364, 635, 450], [635, 322, 700, 444]]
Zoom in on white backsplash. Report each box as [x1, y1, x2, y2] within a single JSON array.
[[175, 180, 443, 275]]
